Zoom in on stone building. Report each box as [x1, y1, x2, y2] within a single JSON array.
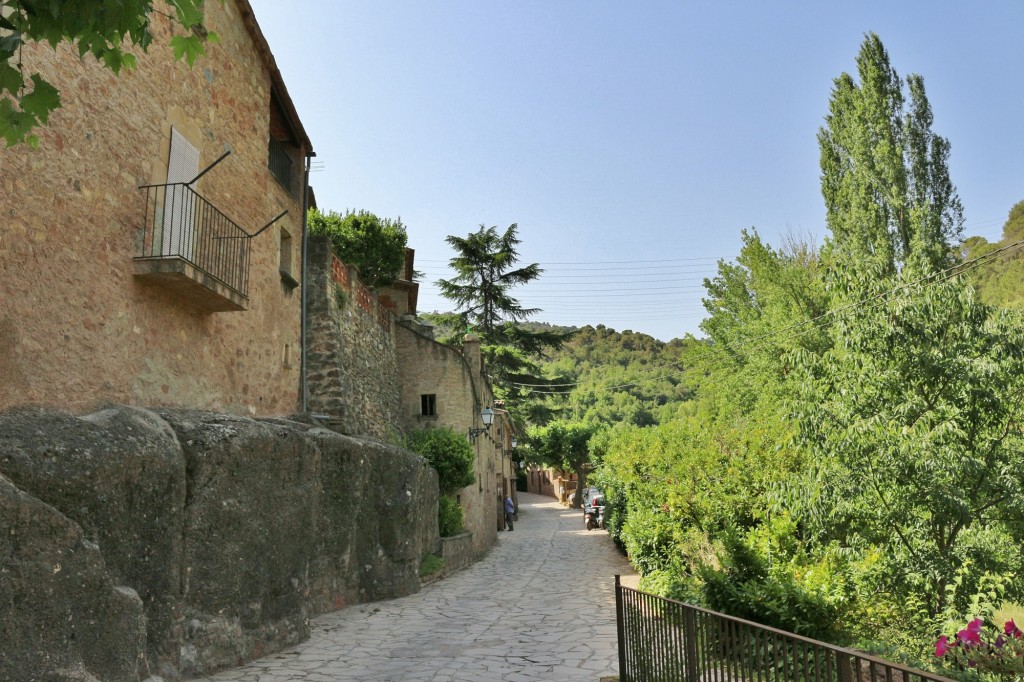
[[0, 0, 312, 417], [395, 327, 517, 552]]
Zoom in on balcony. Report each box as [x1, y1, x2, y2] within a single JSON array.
[[134, 183, 251, 312]]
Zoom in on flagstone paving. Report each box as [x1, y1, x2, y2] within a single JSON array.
[[199, 492, 638, 681]]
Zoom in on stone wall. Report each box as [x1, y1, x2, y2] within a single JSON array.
[[0, 406, 439, 680], [440, 532, 480, 577], [0, 0, 307, 417], [306, 237, 401, 438]]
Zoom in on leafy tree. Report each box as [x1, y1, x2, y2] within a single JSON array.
[[527, 420, 599, 508], [0, 0, 215, 147], [435, 223, 565, 404], [793, 33, 1024, 620], [791, 276, 1024, 616], [818, 32, 963, 280], [308, 208, 408, 287]]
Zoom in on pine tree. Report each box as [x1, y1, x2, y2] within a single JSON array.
[[436, 224, 565, 405]]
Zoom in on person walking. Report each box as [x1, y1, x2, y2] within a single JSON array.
[[504, 495, 516, 531]]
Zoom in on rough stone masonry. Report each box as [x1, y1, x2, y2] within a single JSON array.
[[0, 406, 440, 681]]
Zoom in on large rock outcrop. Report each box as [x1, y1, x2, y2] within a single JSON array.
[[0, 406, 439, 680], [0, 475, 148, 681]]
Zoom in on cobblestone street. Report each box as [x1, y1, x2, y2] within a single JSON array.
[[200, 492, 637, 681]]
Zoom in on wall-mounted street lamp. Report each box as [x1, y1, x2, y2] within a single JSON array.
[[468, 406, 494, 442], [511, 436, 518, 449]]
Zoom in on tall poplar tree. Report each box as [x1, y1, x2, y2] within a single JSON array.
[[795, 34, 1024, 619], [818, 33, 963, 282]]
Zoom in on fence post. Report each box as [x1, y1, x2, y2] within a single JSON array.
[[683, 605, 699, 682], [836, 650, 854, 682], [615, 575, 628, 682]]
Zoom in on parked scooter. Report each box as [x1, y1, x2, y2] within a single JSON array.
[[584, 494, 605, 531]]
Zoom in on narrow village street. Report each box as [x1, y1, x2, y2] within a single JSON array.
[[200, 492, 637, 682]]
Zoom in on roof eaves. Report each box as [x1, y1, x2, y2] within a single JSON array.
[[235, 0, 314, 154]]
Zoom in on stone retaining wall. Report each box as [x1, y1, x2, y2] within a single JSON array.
[[440, 532, 478, 577], [306, 237, 401, 438], [0, 406, 439, 681]]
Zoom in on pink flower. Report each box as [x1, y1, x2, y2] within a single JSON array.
[[958, 618, 984, 646], [1005, 619, 1023, 639], [935, 635, 952, 657]]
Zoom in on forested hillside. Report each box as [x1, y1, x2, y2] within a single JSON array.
[[962, 199, 1024, 308], [529, 324, 695, 427]]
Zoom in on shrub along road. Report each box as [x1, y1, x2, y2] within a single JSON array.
[[200, 492, 637, 681]]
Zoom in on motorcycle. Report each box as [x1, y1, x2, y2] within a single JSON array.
[[584, 497, 605, 531]]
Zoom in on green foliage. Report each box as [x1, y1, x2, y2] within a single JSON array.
[[527, 419, 600, 507], [586, 35, 1024, 668], [818, 32, 963, 278], [419, 553, 444, 577], [697, 519, 850, 640], [438, 495, 464, 537], [308, 208, 408, 287], [405, 426, 474, 495], [791, 273, 1024, 616], [961, 200, 1024, 309], [435, 224, 566, 411], [0, 0, 216, 147]]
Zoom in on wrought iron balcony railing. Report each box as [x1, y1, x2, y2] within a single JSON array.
[[136, 181, 252, 297]]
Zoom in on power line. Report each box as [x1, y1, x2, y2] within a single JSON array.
[[500, 238, 1024, 395]]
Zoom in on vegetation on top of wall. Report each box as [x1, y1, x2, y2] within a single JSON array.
[[308, 208, 408, 288]]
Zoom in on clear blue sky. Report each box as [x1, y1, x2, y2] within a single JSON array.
[[248, 1, 1024, 341]]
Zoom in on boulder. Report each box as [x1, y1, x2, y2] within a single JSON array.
[[310, 431, 438, 611], [0, 406, 186, 670], [154, 410, 318, 677], [0, 406, 442, 679], [0, 475, 147, 681]]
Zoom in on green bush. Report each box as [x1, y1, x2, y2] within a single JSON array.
[[696, 520, 850, 641], [438, 495, 464, 537], [405, 426, 474, 494], [308, 208, 407, 287]]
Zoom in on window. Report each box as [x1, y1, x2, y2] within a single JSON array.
[[420, 394, 437, 416], [268, 89, 299, 195], [268, 136, 293, 189]]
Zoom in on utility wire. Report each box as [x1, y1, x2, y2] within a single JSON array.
[[499, 237, 1024, 395]]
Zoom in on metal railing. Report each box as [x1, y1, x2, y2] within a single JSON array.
[[615, 576, 956, 682], [136, 182, 251, 296]]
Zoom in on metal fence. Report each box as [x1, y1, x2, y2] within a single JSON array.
[[614, 576, 956, 682], [136, 182, 251, 296]]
